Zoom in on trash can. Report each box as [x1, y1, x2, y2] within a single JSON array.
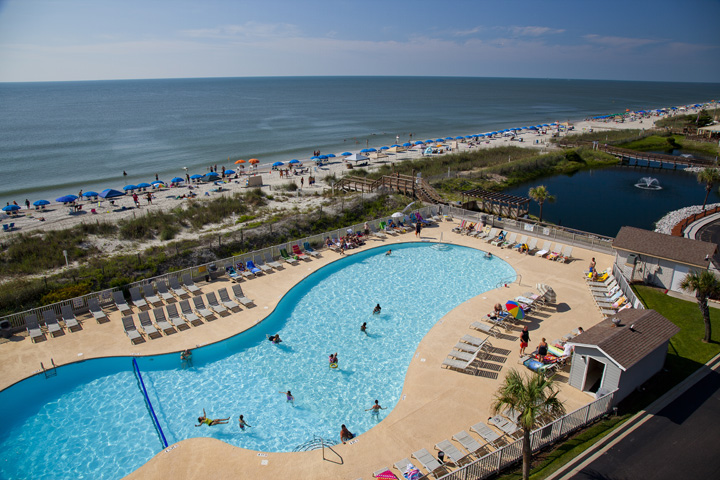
[[208, 264, 219, 280], [0, 319, 12, 339]]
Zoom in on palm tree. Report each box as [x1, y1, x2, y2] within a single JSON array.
[[697, 168, 720, 210], [528, 185, 555, 223], [492, 369, 565, 480], [680, 270, 720, 343]]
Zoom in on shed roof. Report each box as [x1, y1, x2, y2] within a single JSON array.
[[613, 226, 716, 267], [570, 309, 680, 371]]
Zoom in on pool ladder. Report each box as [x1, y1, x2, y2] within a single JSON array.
[[41, 358, 57, 378], [293, 435, 343, 464]]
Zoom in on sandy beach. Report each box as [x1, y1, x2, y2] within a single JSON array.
[[0, 114, 665, 241]]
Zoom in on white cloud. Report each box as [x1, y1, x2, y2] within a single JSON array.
[[583, 34, 660, 49], [507, 26, 565, 37], [182, 22, 302, 40]]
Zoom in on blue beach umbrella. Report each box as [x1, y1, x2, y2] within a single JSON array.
[[56, 195, 79, 203], [189, 174, 203, 180], [423, 139, 433, 144], [445, 136, 453, 140], [288, 159, 300, 164], [82, 191, 99, 198], [414, 141, 424, 145], [455, 136, 464, 139], [465, 135, 473, 139], [272, 161, 284, 167], [326, 153, 336, 158], [311, 156, 321, 160], [224, 169, 235, 175], [33, 199, 50, 206], [171, 177, 185, 183], [341, 152, 352, 156], [360, 148, 373, 153], [390, 144, 400, 148], [205, 172, 220, 178], [318, 155, 328, 159], [380, 146, 390, 150], [402, 143, 412, 147], [123, 185, 137, 191], [99, 189, 124, 199], [2, 204, 20, 212], [136, 182, 152, 188]]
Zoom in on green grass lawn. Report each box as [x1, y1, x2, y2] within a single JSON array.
[[496, 284, 720, 480]]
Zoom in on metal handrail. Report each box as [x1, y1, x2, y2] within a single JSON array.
[[133, 358, 169, 448]]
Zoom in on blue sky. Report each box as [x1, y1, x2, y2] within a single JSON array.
[[0, 0, 718, 82]]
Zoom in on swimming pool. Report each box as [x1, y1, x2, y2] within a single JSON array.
[[0, 242, 515, 480]]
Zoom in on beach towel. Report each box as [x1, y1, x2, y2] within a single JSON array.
[[404, 464, 421, 480], [374, 470, 398, 479]]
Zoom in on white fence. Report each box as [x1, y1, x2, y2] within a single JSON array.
[[436, 390, 617, 480]]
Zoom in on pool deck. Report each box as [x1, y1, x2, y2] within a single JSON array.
[[0, 221, 615, 480]]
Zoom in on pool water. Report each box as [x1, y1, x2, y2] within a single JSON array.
[[0, 242, 515, 480]]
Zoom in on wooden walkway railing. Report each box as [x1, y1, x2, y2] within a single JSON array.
[[335, 174, 446, 204], [599, 145, 715, 168], [671, 205, 720, 237]]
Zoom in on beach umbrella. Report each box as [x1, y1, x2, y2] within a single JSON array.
[[390, 144, 400, 148], [505, 300, 525, 320], [465, 135, 474, 138], [288, 159, 300, 164], [272, 161, 284, 167], [341, 152, 352, 156], [402, 143, 412, 147], [82, 191, 99, 198], [248, 158, 259, 164], [360, 148, 375, 153], [189, 174, 203, 180], [171, 177, 185, 183], [136, 182, 152, 188], [234, 159, 245, 164], [56, 195, 79, 203], [318, 155, 328, 159], [537, 284, 556, 303], [99, 188, 124, 199], [455, 136, 464, 139], [151, 180, 166, 187], [123, 185, 137, 191], [391, 212, 404, 219], [414, 141, 424, 145], [2, 204, 20, 212], [33, 199, 50, 206], [380, 146, 390, 150], [224, 169, 235, 175], [326, 153, 336, 158], [311, 156, 321, 160]]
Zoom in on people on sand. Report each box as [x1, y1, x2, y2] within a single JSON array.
[[365, 399, 387, 413], [537, 338, 548, 357], [361, 322, 367, 334], [415, 221, 421, 237], [519, 326, 530, 356], [340, 424, 355, 444], [280, 390, 294, 403], [588, 257, 596, 274], [195, 409, 230, 427], [267, 334, 282, 344], [238, 415, 252, 430], [373, 304, 381, 315]]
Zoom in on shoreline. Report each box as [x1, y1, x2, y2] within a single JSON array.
[[2, 103, 706, 237]]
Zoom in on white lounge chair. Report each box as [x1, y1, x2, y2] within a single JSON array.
[[452, 430, 487, 456], [470, 321, 499, 337], [534, 240, 552, 257], [557, 245, 574, 263], [484, 228, 498, 243], [192, 296, 214, 320], [25, 314, 45, 343], [434, 439, 468, 466], [499, 232, 517, 248], [471, 421, 503, 448], [253, 256, 273, 273], [263, 253, 284, 269], [412, 448, 445, 477], [88, 297, 109, 323], [43, 310, 63, 337], [524, 237, 538, 254], [168, 277, 189, 298]]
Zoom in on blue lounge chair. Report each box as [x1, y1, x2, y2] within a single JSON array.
[[246, 260, 263, 275]]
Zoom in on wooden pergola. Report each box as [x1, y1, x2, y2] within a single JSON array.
[[461, 189, 530, 219]]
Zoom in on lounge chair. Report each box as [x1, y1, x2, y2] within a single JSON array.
[[442, 355, 477, 374], [138, 311, 161, 339], [88, 297, 109, 323], [122, 315, 144, 344], [447, 350, 476, 362], [429, 208, 442, 222], [152, 307, 176, 335], [370, 225, 387, 239], [303, 242, 321, 257], [129, 286, 148, 310], [246, 260, 264, 275], [411, 448, 445, 477], [470, 321, 499, 337], [142, 284, 163, 307], [169, 276, 189, 298], [192, 296, 215, 320], [587, 273, 614, 287], [232, 284, 255, 307], [225, 265, 243, 282], [488, 414, 521, 437], [483, 228, 498, 243], [452, 220, 467, 234], [179, 300, 203, 326], [43, 310, 63, 337], [25, 314, 45, 343], [490, 231, 507, 246], [217, 287, 241, 311], [236, 262, 255, 279], [155, 280, 175, 302], [557, 245, 574, 263], [499, 232, 517, 248], [263, 253, 284, 269], [380, 221, 397, 236], [60, 305, 81, 332], [205, 292, 229, 316], [524, 237, 538, 255], [512, 235, 528, 249], [280, 249, 299, 264], [182, 274, 201, 295], [470, 422, 503, 448], [472, 225, 490, 238], [434, 439, 468, 466], [522, 357, 557, 379], [453, 341, 488, 354], [393, 459, 414, 475], [534, 240, 552, 257], [452, 430, 487, 457], [253, 256, 273, 273], [460, 334, 491, 349], [113, 290, 132, 315], [165, 303, 190, 330], [291, 244, 310, 261], [546, 244, 564, 261]]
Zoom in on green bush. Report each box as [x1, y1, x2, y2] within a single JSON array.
[[40, 282, 92, 305]]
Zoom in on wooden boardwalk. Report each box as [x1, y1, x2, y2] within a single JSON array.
[[335, 174, 445, 204], [599, 145, 715, 168]]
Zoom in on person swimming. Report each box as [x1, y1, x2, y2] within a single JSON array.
[[238, 415, 252, 430], [280, 390, 294, 403], [386, 249, 392, 256], [195, 409, 230, 427], [485, 251, 492, 258], [361, 322, 367, 334], [329, 352, 339, 367], [340, 424, 354, 444], [373, 304, 381, 315], [267, 334, 282, 344], [365, 399, 387, 414]]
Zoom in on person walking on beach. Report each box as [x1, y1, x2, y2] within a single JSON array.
[[415, 221, 422, 238], [25, 199, 30, 210], [132, 193, 140, 208]]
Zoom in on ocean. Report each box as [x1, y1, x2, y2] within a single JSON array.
[[1, 76, 718, 206]]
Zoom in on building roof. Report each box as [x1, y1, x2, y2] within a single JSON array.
[[570, 309, 680, 371], [613, 226, 716, 267]]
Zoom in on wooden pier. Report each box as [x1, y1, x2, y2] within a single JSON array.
[[599, 145, 715, 169]]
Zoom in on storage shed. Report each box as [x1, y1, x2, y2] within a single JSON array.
[[612, 226, 716, 293], [567, 309, 680, 404]]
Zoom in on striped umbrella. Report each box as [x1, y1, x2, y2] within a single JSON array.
[[505, 300, 524, 320]]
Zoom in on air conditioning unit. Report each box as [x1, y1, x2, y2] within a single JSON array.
[[625, 253, 638, 267]]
